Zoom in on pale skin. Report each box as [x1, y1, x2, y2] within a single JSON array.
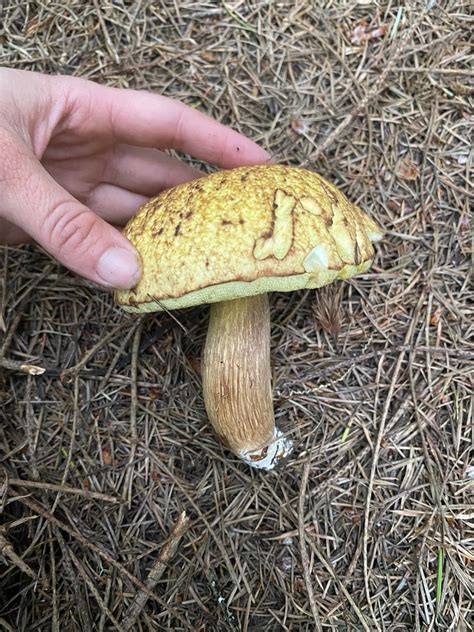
[[0, 68, 270, 289]]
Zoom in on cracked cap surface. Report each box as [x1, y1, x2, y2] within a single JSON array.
[[115, 164, 383, 312]]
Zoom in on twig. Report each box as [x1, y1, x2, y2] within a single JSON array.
[[0, 532, 48, 589], [0, 312, 21, 357], [153, 457, 241, 587], [93, 0, 120, 63], [121, 511, 189, 631], [0, 357, 45, 375], [298, 460, 322, 629], [395, 66, 472, 76], [68, 547, 126, 632], [25, 375, 40, 480], [54, 528, 93, 631], [8, 477, 122, 504], [0, 617, 15, 632], [0, 467, 8, 514], [10, 491, 194, 631]]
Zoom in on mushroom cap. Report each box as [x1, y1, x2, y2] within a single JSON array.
[[115, 164, 382, 312]]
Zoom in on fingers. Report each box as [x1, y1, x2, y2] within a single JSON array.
[[86, 183, 148, 225], [103, 145, 203, 196], [0, 218, 31, 244], [1, 131, 141, 289], [66, 77, 271, 168], [85, 147, 204, 226]]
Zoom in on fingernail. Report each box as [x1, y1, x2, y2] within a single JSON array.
[[96, 247, 141, 289]]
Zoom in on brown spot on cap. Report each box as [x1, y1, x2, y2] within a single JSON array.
[[174, 224, 181, 236]]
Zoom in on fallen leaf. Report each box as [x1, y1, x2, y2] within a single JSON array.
[[351, 19, 388, 45], [289, 117, 309, 135], [397, 158, 419, 181], [430, 306, 443, 326], [294, 576, 305, 592], [386, 199, 401, 212], [102, 448, 113, 466], [199, 50, 217, 63], [347, 510, 361, 525], [148, 385, 162, 399]]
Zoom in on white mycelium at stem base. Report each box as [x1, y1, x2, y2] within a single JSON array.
[[202, 294, 293, 470]]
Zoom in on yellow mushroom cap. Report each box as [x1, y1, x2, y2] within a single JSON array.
[[115, 164, 383, 312]]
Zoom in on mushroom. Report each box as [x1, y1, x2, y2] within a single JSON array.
[[115, 165, 382, 469]]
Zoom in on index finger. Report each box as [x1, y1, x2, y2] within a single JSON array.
[[74, 79, 271, 168]]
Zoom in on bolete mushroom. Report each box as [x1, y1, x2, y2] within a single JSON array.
[[115, 165, 382, 469]]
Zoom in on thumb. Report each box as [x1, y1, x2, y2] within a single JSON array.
[[1, 139, 141, 289]]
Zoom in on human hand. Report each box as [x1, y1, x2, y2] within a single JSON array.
[[0, 68, 270, 289]]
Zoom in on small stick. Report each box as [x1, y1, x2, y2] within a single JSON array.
[[0, 357, 45, 375], [8, 478, 123, 504], [11, 492, 194, 630], [68, 547, 126, 632], [121, 511, 189, 631], [0, 532, 48, 589], [0, 312, 22, 357], [54, 528, 93, 631]]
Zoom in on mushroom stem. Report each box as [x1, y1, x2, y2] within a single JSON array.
[[202, 294, 293, 469]]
